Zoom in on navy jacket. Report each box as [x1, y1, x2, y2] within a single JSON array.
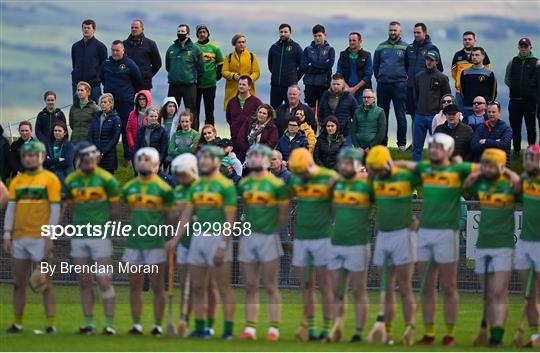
[[88, 110, 122, 171], [268, 38, 303, 87], [44, 141, 75, 182], [71, 36, 108, 86], [134, 124, 169, 165], [300, 41, 335, 87], [406, 35, 443, 88], [275, 131, 308, 161], [101, 55, 142, 102], [275, 102, 317, 136], [373, 37, 408, 83], [319, 90, 358, 136], [470, 119, 512, 166], [35, 108, 66, 144], [123, 33, 162, 90]]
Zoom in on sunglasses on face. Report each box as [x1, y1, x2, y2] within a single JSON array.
[[443, 100, 453, 104], [473, 101, 485, 105]]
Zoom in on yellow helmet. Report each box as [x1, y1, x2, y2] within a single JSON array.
[[288, 148, 315, 174], [366, 145, 392, 170], [481, 148, 506, 166]]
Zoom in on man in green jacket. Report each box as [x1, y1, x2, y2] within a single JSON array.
[[351, 89, 387, 152], [165, 24, 204, 130]]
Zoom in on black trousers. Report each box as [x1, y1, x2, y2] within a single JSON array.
[[196, 85, 217, 126], [115, 99, 133, 161], [270, 85, 289, 110], [509, 98, 537, 151], [304, 84, 328, 109], [168, 84, 198, 130]]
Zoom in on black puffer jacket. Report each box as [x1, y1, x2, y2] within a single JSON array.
[[123, 33, 162, 90], [313, 131, 346, 169]]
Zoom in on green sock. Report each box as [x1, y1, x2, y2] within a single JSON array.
[[47, 316, 55, 328], [490, 326, 505, 343], [84, 315, 95, 327], [246, 321, 256, 328], [424, 322, 435, 337], [307, 316, 316, 336], [154, 318, 162, 326], [195, 319, 205, 333], [224, 320, 234, 335], [322, 317, 332, 333], [270, 321, 280, 329], [531, 324, 539, 335], [446, 324, 455, 337], [14, 315, 23, 326], [105, 315, 114, 328], [132, 315, 141, 325], [207, 318, 215, 329], [385, 322, 393, 337]]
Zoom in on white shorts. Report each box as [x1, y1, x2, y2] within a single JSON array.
[[71, 239, 112, 260], [122, 248, 166, 265], [176, 244, 190, 265], [12, 238, 46, 262], [292, 238, 331, 268], [238, 233, 283, 263], [373, 228, 417, 267], [417, 228, 459, 263], [187, 234, 233, 267], [514, 240, 540, 272], [328, 245, 370, 272], [474, 248, 514, 274]]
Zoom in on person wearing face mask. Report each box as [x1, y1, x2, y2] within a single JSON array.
[[134, 106, 169, 168], [35, 90, 66, 145], [165, 24, 204, 130]]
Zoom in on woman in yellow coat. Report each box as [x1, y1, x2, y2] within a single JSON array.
[[222, 33, 260, 110]]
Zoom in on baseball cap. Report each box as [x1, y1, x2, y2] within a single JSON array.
[[443, 103, 460, 115], [218, 138, 233, 148], [426, 50, 440, 61], [518, 38, 531, 47], [221, 156, 234, 167]]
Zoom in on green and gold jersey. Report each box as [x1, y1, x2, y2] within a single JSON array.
[[65, 167, 120, 237], [521, 175, 540, 242], [175, 184, 192, 248], [195, 40, 225, 88], [238, 172, 289, 235], [187, 173, 237, 226], [414, 161, 475, 230], [288, 167, 336, 239], [372, 167, 419, 232], [470, 176, 516, 249], [121, 175, 175, 249], [332, 176, 373, 246]]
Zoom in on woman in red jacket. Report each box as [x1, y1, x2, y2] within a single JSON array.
[[126, 90, 152, 166], [236, 104, 279, 161]]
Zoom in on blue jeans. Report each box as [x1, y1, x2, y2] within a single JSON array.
[[344, 135, 353, 147], [72, 82, 102, 105], [377, 81, 407, 147], [455, 92, 464, 111], [412, 114, 433, 161]]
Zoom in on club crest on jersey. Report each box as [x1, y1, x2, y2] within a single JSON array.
[[119, 64, 126, 71]]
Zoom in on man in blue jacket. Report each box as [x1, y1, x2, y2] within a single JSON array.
[[470, 101, 512, 166], [373, 21, 409, 150], [301, 24, 335, 109], [406, 23, 443, 122], [268, 24, 303, 109], [71, 19, 107, 105], [336, 32, 372, 104], [101, 40, 142, 164]]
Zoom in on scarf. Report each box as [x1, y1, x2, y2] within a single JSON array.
[[247, 120, 268, 146]]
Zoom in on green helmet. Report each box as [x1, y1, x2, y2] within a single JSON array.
[[198, 145, 224, 160], [20, 140, 46, 156], [246, 144, 272, 159], [337, 147, 364, 163]]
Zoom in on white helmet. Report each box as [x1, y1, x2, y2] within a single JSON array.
[[428, 133, 455, 155], [134, 147, 160, 172], [171, 153, 198, 179]]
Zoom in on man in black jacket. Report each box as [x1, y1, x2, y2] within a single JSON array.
[[504, 38, 539, 156], [71, 19, 107, 104], [434, 104, 473, 161], [268, 24, 303, 109], [275, 85, 317, 136], [123, 19, 162, 91]]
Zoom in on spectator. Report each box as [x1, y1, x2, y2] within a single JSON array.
[[126, 90, 152, 162], [295, 107, 316, 153], [88, 93, 121, 174], [237, 103, 279, 161], [463, 96, 488, 132], [451, 31, 493, 110], [336, 32, 373, 103], [195, 24, 224, 126], [71, 19, 107, 104], [373, 21, 408, 150], [268, 24, 303, 108], [351, 89, 386, 150], [314, 116, 346, 169], [460, 47, 497, 118], [222, 33, 261, 109], [9, 121, 33, 177], [167, 110, 200, 162], [270, 149, 292, 183], [165, 24, 204, 129], [123, 19, 162, 91], [195, 124, 221, 152], [225, 76, 262, 150], [35, 90, 66, 144], [434, 104, 474, 161], [471, 101, 512, 166], [300, 24, 335, 108], [101, 40, 142, 163], [275, 116, 308, 161], [220, 156, 242, 186], [505, 38, 539, 156], [69, 81, 99, 144], [406, 23, 443, 119], [134, 106, 169, 166], [432, 94, 461, 132], [412, 50, 451, 161], [319, 73, 358, 146], [44, 120, 75, 185], [275, 85, 317, 135], [218, 138, 242, 177], [158, 97, 179, 138], [0, 125, 10, 182]]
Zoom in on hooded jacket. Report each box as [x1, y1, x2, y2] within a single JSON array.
[[406, 35, 443, 88], [69, 100, 99, 144], [126, 90, 153, 153], [165, 37, 204, 85], [71, 36, 107, 86], [101, 54, 142, 102], [319, 90, 358, 136], [268, 38, 303, 87], [300, 40, 335, 87], [275, 130, 308, 161], [351, 104, 387, 149], [222, 49, 261, 109], [373, 37, 408, 83], [35, 107, 66, 144], [123, 33, 162, 90], [314, 128, 346, 169], [164, 97, 181, 140], [470, 119, 512, 166], [88, 109, 121, 171]]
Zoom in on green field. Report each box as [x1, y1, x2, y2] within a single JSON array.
[[0, 283, 530, 352]]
